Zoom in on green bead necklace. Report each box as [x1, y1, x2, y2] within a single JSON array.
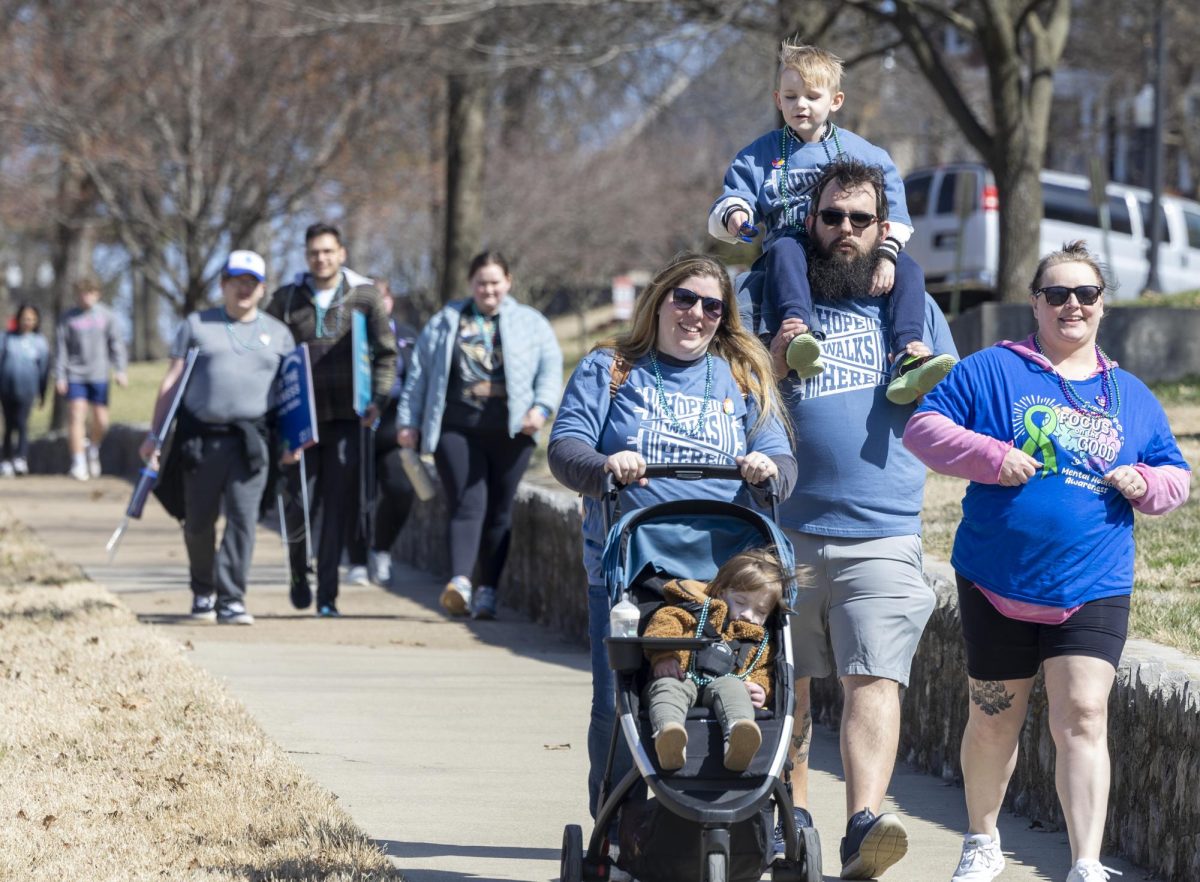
[[686, 597, 770, 687], [649, 350, 712, 439], [778, 121, 844, 229]]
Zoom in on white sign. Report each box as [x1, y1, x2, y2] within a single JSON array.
[[612, 275, 635, 321]]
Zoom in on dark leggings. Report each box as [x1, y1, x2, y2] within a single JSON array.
[[1, 395, 33, 461], [765, 235, 926, 357], [434, 427, 535, 588]]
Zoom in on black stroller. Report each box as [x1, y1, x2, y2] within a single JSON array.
[[560, 464, 822, 882]]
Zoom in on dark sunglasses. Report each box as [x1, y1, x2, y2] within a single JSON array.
[[670, 287, 725, 320], [816, 208, 879, 230], [1034, 285, 1103, 306]]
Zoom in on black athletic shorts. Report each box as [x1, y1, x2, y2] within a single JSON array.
[[955, 572, 1130, 681]]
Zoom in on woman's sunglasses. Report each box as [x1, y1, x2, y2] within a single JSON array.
[[670, 287, 725, 320], [816, 208, 879, 230], [1034, 285, 1103, 306]]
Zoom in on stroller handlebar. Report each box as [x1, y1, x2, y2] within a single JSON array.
[[603, 464, 781, 528]]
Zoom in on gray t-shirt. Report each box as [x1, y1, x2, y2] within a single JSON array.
[[169, 307, 295, 424]]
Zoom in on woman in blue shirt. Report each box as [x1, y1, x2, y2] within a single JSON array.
[[0, 304, 50, 477]]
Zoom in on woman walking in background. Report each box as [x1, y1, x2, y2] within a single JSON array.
[[397, 251, 562, 620], [904, 241, 1191, 882], [0, 304, 50, 477]]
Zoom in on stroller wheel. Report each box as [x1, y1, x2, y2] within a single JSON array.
[[801, 827, 822, 882], [705, 851, 727, 882], [560, 824, 583, 882]]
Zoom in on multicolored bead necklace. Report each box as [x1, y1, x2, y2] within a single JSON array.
[[778, 121, 844, 228], [649, 350, 712, 439], [1033, 334, 1121, 418], [686, 597, 770, 687]]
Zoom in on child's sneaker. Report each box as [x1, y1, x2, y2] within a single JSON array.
[[785, 333, 824, 378], [723, 719, 761, 771], [190, 593, 217, 622], [885, 353, 957, 404], [1065, 861, 1122, 882], [0, 461, 13, 478], [440, 575, 472, 616], [216, 600, 254, 625], [839, 807, 907, 879], [12, 457, 28, 475], [86, 444, 101, 478], [654, 721, 688, 770], [951, 833, 1004, 881]]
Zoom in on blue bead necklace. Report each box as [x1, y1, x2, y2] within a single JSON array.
[[779, 121, 843, 229], [1032, 334, 1121, 418], [686, 597, 770, 687], [649, 350, 712, 439], [222, 308, 269, 352], [313, 277, 347, 339]]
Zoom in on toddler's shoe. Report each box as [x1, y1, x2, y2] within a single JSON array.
[[951, 832, 1004, 881], [723, 719, 762, 772], [886, 353, 957, 404], [785, 333, 824, 379], [654, 721, 688, 771], [440, 575, 472, 616], [839, 807, 907, 879]]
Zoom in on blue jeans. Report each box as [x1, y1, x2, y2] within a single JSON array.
[[588, 582, 633, 819]]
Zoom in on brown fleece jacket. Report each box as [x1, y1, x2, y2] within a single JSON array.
[[643, 578, 774, 702]]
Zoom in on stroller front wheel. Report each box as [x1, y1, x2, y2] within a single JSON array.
[[706, 850, 727, 882], [560, 824, 583, 882]]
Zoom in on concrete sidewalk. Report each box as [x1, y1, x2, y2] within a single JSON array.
[[6, 476, 1156, 882]]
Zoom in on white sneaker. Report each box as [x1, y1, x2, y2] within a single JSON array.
[[87, 445, 101, 478], [367, 550, 392, 586], [951, 833, 1005, 881], [1066, 861, 1122, 882], [0, 461, 13, 478], [345, 565, 369, 586], [69, 459, 90, 481], [12, 457, 28, 475], [440, 575, 472, 616]]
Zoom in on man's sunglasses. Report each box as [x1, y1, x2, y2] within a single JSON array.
[[816, 208, 879, 230], [670, 287, 725, 319], [1034, 285, 1103, 306]]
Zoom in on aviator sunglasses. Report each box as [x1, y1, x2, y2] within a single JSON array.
[[1034, 285, 1103, 306], [670, 287, 725, 320], [816, 208, 879, 230]]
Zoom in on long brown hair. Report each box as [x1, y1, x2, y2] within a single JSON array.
[[595, 252, 791, 440]]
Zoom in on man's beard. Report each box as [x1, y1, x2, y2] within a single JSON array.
[[808, 240, 876, 303]]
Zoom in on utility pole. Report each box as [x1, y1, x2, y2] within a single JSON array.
[[1143, 0, 1167, 294]]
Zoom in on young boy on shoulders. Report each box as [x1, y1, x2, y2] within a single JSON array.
[[709, 42, 955, 404]]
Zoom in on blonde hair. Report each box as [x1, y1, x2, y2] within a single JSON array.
[[595, 252, 791, 441], [778, 41, 843, 92], [706, 548, 787, 612], [1030, 239, 1113, 295]]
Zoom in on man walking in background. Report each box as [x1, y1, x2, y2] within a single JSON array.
[[56, 277, 127, 481], [266, 223, 397, 617]]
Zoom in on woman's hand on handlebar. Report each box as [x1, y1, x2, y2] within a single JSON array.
[[736, 452, 777, 487], [605, 451, 648, 487]]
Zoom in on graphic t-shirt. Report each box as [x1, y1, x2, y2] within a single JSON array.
[[779, 295, 958, 537], [550, 348, 792, 584], [916, 344, 1190, 607], [443, 308, 507, 430]]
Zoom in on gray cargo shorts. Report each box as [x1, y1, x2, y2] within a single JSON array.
[[785, 530, 935, 686]]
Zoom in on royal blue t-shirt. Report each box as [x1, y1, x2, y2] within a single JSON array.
[[779, 295, 958, 537], [551, 348, 792, 584], [916, 344, 1189, 607]]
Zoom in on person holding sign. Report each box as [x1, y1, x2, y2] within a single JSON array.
[[266, 223, 397, 617], [398, 251, 562, 620], [139, 250, 294, 625]]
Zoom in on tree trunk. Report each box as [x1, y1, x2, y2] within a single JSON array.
[[440, 72, 487, 303], [49, 164, 98, 430], [993, 150, 1044, 302]]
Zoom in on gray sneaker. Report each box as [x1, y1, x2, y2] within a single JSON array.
[[190, 593, 217, 622], [217, 600, 254, 625]]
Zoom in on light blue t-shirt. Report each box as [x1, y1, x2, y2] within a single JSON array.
[[916, 343, 1190, 607], [551, 348, 793, 584], [779, 294, 957, 537]]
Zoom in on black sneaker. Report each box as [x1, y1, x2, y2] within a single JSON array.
[[772, 806, 814, 862], [289, 572, 312, 610], [190, 593, 217, 622], [316, 603, 341, 618], [839, 808, 907, 879]]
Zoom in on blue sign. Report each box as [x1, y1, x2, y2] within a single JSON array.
[[351, 309, 372, 416], [275, 344, 319, 451]]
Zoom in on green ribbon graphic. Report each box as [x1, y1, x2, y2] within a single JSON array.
[[1021, 404, 1058, 476]]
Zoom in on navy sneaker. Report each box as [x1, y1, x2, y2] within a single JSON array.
[[316, 603, 341, 618], [216, 600, 254, 626], [190, 593, 217, 622], [289, 572, 312, 610], [772, 805, 814, 862], [839, 808, 907, 879]]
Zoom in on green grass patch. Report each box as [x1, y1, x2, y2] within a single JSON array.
[[1109, 288, 1200, 308]]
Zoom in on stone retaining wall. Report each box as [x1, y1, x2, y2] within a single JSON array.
[[30, 427, 1200, 880]]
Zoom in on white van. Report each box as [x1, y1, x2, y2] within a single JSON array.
[[902, 162, 1200, 303]]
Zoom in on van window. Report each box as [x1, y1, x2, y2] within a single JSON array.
[[1043, 183, 1099, 228], [1106, 195, 1133, 235], [1137, 200, 1171, 243], [1181, 206, 1200, 250], [906, 173, 932, 218], [935, 171, 978, 216]]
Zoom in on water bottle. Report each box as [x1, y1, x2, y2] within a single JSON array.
[[400, 448, 436, 502], [609, 591, 640, 639]]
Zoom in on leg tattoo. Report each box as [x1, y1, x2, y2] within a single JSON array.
[[791, 709, 812, 764], [970, 679, 1016, 716]]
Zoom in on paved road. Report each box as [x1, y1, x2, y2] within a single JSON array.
[[6, 476, 1156, 881]]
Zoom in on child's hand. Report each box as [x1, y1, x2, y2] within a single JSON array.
[[653, 658, 684, 680], [725, 210, 751, 238], [745, 681, 766, 708], [869, 259, 896, 296]]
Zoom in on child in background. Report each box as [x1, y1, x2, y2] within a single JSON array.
[[709, 42, 956, 404], [643, 547, 794, 773]]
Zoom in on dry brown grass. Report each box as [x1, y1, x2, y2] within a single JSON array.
[[0, 513, 403, 882]]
